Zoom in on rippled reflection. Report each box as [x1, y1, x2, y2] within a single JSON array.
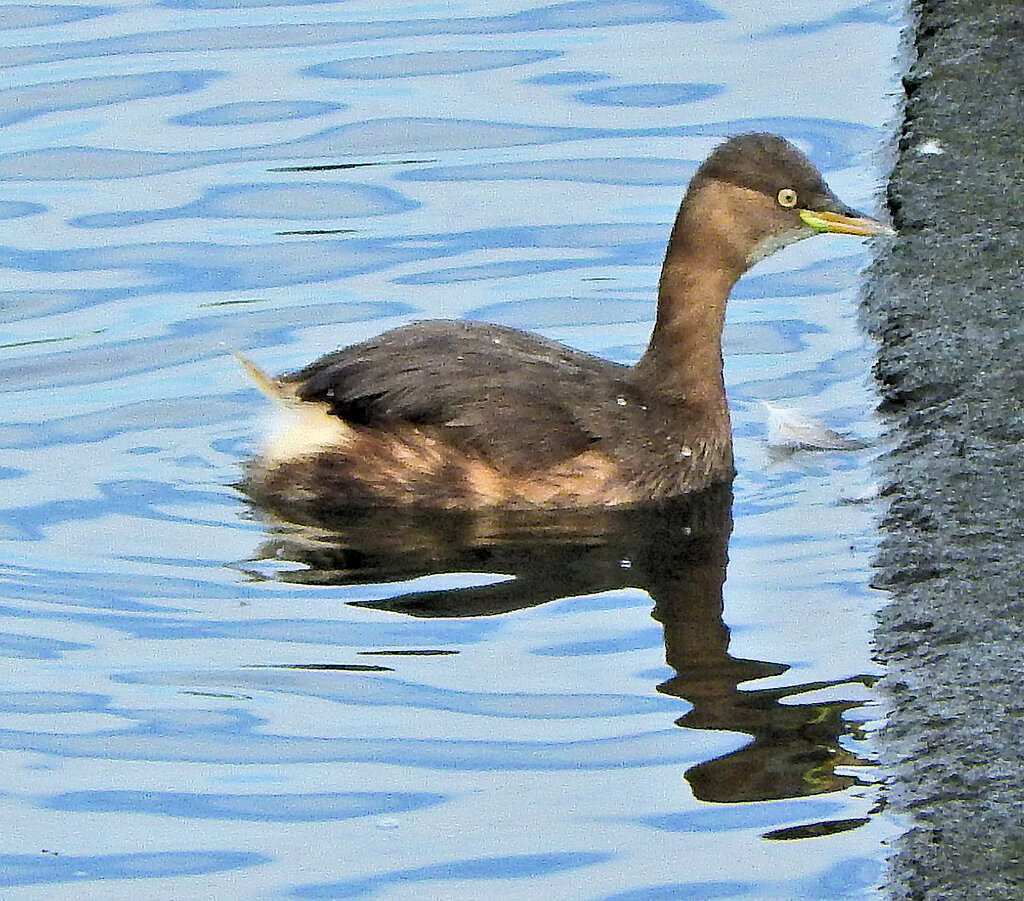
[[2, 0, 899, 894], [247, 484, 874, 810]]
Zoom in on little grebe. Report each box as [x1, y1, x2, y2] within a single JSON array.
[[243, 133, 891, 511]]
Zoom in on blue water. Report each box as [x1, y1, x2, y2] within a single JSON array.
[[1, 1, 903, 898]]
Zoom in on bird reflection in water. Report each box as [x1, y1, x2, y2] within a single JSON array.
[[244, 485, 876, 819]]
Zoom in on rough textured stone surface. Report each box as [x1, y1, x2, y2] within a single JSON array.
[[864, 2, 1024, 899]]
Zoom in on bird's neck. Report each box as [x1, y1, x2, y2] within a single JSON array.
[[635, 184, 747, 423]]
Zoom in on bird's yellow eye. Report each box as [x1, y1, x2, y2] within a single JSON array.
[[777, 188, 798, 209]]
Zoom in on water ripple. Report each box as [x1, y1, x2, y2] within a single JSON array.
[[0, 851, 267, 889], [4, 1, 723, 69], [0, 299, 410, 392], [291, 852, 613, 900], [576, 82, 724, 107], [0, 1, 899, 897], [757, 1, 899, 38], [0, 200, 45, 219], [0, 4, 112, 30], [597, 883, 752, 901], [0, 71, 221, 127], [528, 70, 611, 85], [125, 668, 677, 719], [44, 789, 448, 822], [0, 709, 741, 768], [400, 157, 698, 186], [71, 183, 418, 229], [171, 100, 346, 127], [0, 117, 875, 181], [306, 49, 562, 80]]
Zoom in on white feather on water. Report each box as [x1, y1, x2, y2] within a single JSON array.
[[763, 402, 868, 452]]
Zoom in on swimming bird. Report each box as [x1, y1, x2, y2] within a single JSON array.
[[242, 133, 891, 512]]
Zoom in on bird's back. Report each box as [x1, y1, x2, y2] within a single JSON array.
[[287, 319, 637, 473]]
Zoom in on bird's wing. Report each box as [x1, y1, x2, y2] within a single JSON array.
[[287, 320, 627, 473]]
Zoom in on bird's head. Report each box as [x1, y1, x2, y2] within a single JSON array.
[[682, 133, 893, 270]]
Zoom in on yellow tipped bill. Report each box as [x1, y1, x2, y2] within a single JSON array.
[[799, 208, 896, 236]]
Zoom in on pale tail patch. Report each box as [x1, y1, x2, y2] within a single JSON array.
[[261, 402, 355, 464], [234, 349, 355, 463]]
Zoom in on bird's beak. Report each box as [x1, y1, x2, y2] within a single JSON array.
[[799, 208, 896, 236]]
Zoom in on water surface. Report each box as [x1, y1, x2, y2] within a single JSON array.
[[1, 1, 902, 898]]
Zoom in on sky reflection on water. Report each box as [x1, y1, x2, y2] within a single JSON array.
[[0, 0, 901, 898]]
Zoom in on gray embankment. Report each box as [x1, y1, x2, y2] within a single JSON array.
[[863, 1, 1024, 899]]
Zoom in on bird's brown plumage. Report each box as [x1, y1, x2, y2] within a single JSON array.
[[244, 133, 890, 514]]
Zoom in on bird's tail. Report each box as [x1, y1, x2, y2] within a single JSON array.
[[234, 349, 354, 462], [232, 350, 292, 406]]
